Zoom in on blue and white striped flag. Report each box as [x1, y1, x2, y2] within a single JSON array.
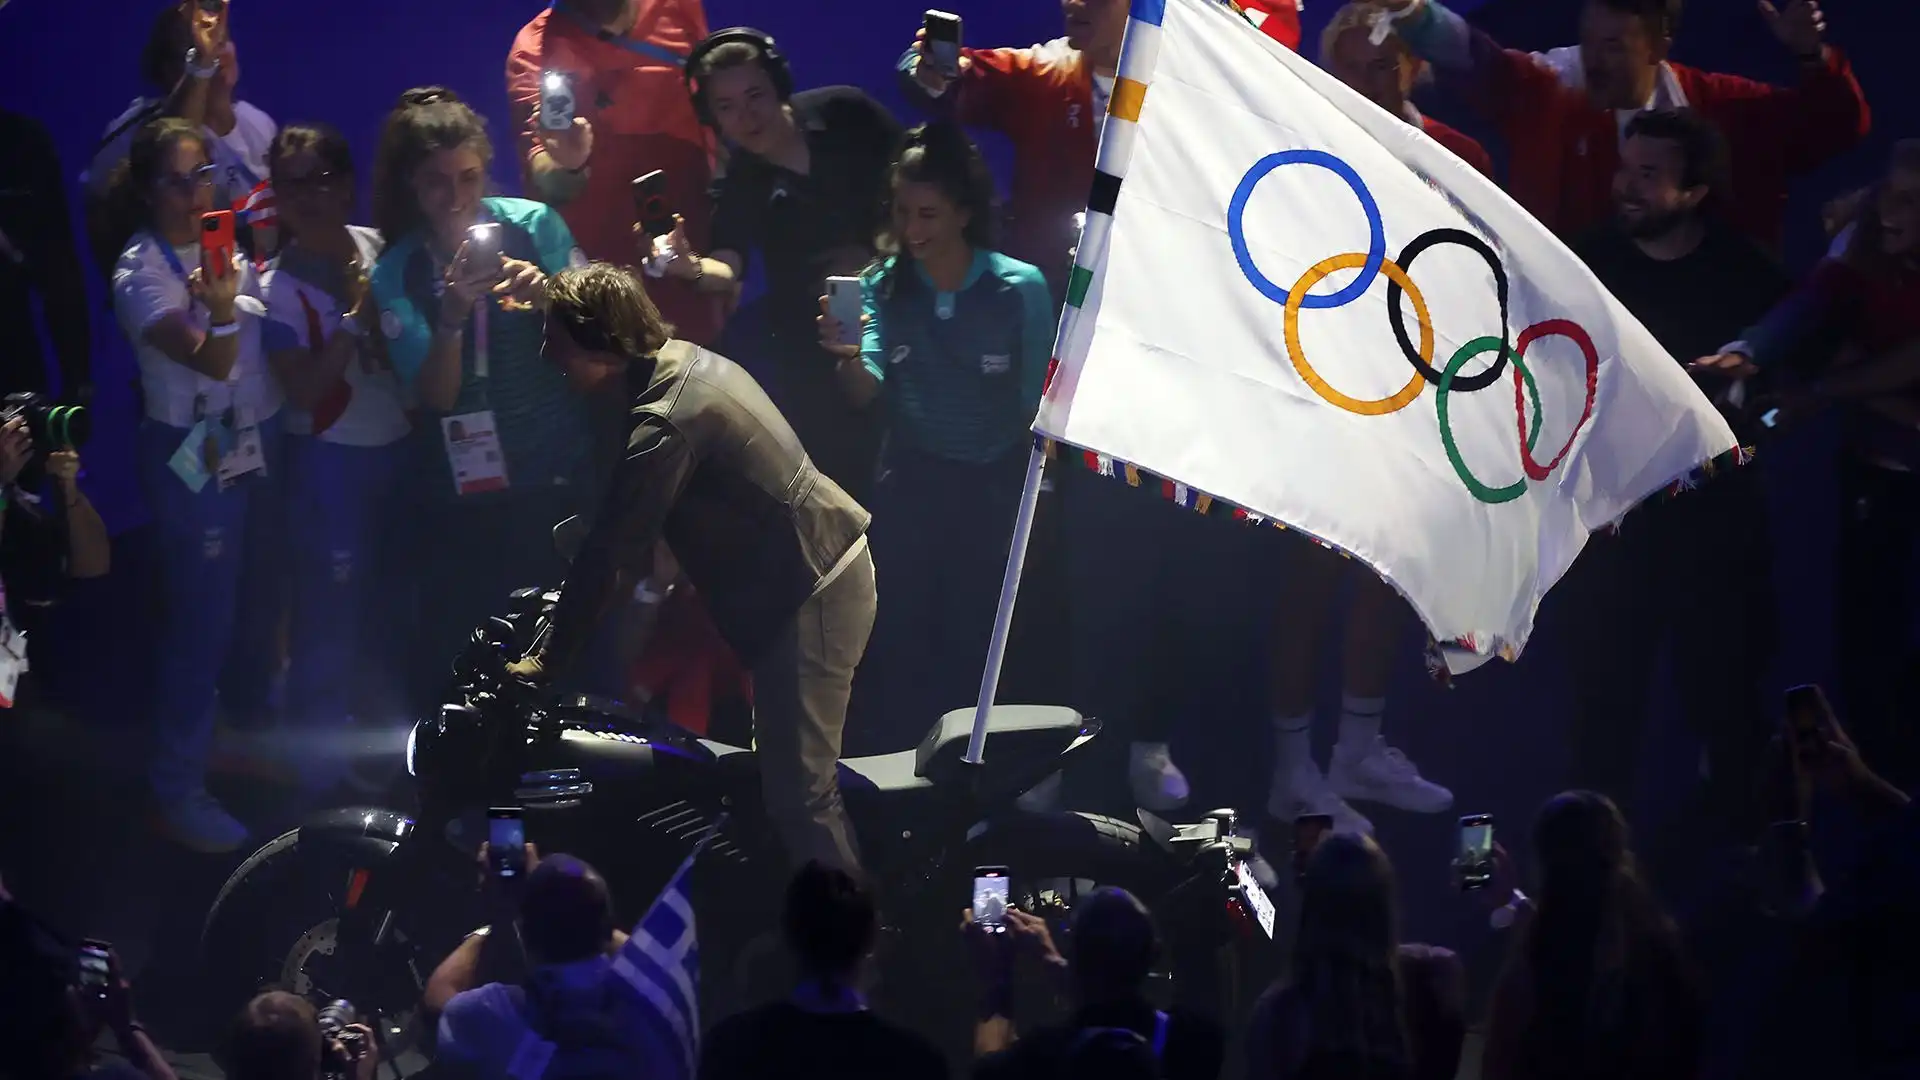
[[609, 839, 710, 1080]]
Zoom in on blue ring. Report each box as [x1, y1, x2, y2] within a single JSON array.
[[1226, 149, 1386, 310]]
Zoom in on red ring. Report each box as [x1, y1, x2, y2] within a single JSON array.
[[1512, 319, 1599, 481]]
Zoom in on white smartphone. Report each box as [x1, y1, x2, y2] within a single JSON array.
[[824, 276, 863, 348], [1234, 860, 1276, 939], [924, 10, 963, 79], [972, 866, 1010, 933]]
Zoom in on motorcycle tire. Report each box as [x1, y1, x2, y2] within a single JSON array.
[[200, 826, 443, 1051]]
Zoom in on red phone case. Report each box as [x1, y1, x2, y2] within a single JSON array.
[[200, 210, 237, 278]]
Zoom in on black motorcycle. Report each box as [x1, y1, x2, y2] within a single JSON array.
[[200, 583, 1269, 1058]]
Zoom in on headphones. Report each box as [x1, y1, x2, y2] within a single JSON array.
[[684, 27, 794, 128]]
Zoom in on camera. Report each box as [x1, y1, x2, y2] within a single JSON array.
[[316, 999, 366, 1078], [1, 392, 89, 461]]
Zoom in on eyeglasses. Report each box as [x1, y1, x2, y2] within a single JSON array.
[[157, 164, 218, 192], [277, 169, 348, 193]]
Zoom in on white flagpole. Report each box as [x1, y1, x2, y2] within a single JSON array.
[[962, 443, 1047, 765]]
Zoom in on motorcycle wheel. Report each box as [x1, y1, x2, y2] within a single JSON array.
[[201, 827, 448, 1059]]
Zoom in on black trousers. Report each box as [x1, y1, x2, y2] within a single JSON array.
[[1837, 456, 1920, 790], [1547, 468, 1776, 837]]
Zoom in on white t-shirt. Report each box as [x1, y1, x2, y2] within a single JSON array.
[[86, 97, 277, 209], [260, 226, 410, 447], [112, 231, 282, 429]]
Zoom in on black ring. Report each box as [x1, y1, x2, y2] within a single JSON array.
[[1385, 228, 1512, 393]]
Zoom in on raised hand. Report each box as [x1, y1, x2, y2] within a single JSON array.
[[1760, 0, 1827, 59]]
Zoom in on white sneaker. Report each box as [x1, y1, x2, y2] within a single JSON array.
[[1327, 736, 1454, 813], [1267, 761, 1373, 834], [155, 789, 249, 854], [1128, 742, 1190, 811]]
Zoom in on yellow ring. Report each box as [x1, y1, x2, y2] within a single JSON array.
[[1283, 252, 1432, 416]]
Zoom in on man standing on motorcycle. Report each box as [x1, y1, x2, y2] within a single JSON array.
[[507, 263, 876, 874]]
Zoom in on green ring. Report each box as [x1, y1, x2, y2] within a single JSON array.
[[1436, 335, 1541, 505]]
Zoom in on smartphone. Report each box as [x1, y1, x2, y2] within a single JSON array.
[[1784, 684, 1831, 753], [1457, 814, 1495, 891], [466, 222, 503, 262], [1234, 859, 1277, 939], [1291, 812, 1333, 881], [972, 865, 1010, 933], [77, 940, 112, 1001], [540, 71, 577, 132], [200, 210, 236, 279], [924, 10, 964, 79], [825, 276, 863, 348], [631, 170, 677, 237], [1760, 407, 1781, 429], [195, 0, 226, 13], [488, 807, 526, 879]]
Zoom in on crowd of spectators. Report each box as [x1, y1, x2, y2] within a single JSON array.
[[0, 0, 1916, 1073]]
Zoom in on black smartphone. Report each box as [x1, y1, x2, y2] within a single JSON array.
[[924, 10, 964, 78], [1457, 814, 1495, 891], [972, 865, 1010, 933], [1291, 812, 1334, 881], [77, 940, 113, 1001], [631, 170, 677, 237], [539, 70, 577, 132], [1784, 684, 1832, 753], [488, 807, 526, 879], [195, 0, 227, 13]]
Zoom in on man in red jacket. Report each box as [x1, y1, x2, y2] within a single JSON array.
[[1320, 1, 1494, 178], [897, 0, 1304, 299], [506, 0, 721, 346], [1373, 0, 1869, 249]]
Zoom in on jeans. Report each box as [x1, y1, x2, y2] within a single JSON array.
[[865, 445, 1027, 749], [140, 414, 286, 802], [1545, 467, 1776, 838], [751, 541, 877, 873], [284, 437, 406, 730]]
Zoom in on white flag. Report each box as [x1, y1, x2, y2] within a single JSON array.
[[1037, 0, 1738, 672]]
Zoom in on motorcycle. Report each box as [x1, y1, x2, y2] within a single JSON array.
[[200, 580, 1270, 1059]]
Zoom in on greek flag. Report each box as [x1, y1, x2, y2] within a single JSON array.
[[610, 844, 707, 1080]]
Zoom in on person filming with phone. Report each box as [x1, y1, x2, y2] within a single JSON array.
[[218, 991, 379, 1080], [366, 88, 594, 713], [504, 263, 874, 875], [106, 116, 283, 854]]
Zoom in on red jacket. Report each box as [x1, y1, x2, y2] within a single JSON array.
[[1449, 35, 1869, 248], [507, 1, 723, 344], [1422, 114, 1493, 179]]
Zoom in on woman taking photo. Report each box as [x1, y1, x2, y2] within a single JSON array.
[[817, 121, 1052, 744], [367, 88, 591, 708], [108, 116, 283, 853], [1480, 791, 1702, 1080], [260, 123, 410, 790], [1246, 832, 1465, 1080]]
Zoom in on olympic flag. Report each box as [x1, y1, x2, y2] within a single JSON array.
[[1036, 0, 1740, 673]]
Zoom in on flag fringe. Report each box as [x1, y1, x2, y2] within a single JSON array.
[[1039, 435, 1757, 683]]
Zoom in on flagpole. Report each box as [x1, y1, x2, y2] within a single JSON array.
[[962, 442, 1047, 765]]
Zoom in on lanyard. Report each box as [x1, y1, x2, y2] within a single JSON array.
[[550, 3, 689, 66], [156, 236, 191, 283], [473, 299, 491, 381]]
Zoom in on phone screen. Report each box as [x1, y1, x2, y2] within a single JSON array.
[[632, 171, 677, 237], [972, 867, 1010, 932], [1760, 407, 1781, 429], [540, 71, 576, 131], [1235, 860, 1276, 939], [488, 809, 526, 879], [78, 945, 111, 997], [1457, 815, 1494, 890]]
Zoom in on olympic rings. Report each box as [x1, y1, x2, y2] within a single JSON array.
[[1227, 150, 1601, 505], [1436, 336, 1546, 505], [1285, 252, 1429, 416], [1386, 229, 1512, 393], [1513, 319, 1600, 481], [1227, 150, 1387, 310]]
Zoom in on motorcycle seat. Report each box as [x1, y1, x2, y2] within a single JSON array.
[[840, 750, 932, 793], [915, 705, 1087, 784]]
